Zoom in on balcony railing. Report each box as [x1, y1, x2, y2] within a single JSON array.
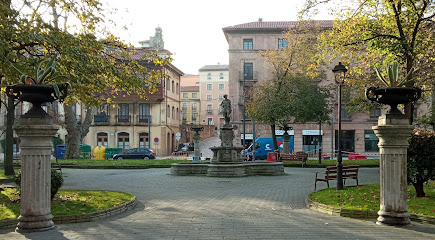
[[239, 71, 258, 81], [206, 110, 213, 115], [116, 115, 131, 124], [136, 115, 151, 125], [94, 115, 109, 125]]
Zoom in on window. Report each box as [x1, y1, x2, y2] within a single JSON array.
[[192, 93, 197, 98], [341, 108, 351, 121], [166, 78, 170, 91], [244, 62, 253, 80], [172, 106, 175, 119], [207, 94, 212, 101], [176, 83, 179, 94], [182, 113, 187, 121], [206, 104, 212, 114], [182, 102, 187, 111], [207, 118, 213, 125], [139, 103, 150, 123], [207, 73, 212, 79], [365, 130, 379, 152], [192, 103, 197, 111], [172, 81, 175, 93], [219, 83, 224, 90], [207, 84, 212, 90], [118, 132, 130, 151], [183, 93, 188, 98], [97, 132, 108, 148], [219, 73, 224, 79], [176, 108, 179, 120], [219, 94, 224, 101], [139, 132, 149, 148], [278, 38, 287, 49], [243, 39, 253, 49], [118, 103, 129, 122], [167, 105, 170, 117], [97, 104, 108, 115], [192, 113, 197, 121]]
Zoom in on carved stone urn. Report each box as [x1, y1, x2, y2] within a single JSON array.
[[365, 87, 421, 116]]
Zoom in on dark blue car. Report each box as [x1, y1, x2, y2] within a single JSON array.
[[113, 148, 156, 160]]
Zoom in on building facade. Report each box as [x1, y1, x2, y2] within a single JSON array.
[[181, 86, 200, 125], [221, 19, 429, 155], [198, 65, 229, 128]]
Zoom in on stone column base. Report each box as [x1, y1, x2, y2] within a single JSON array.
[[16, 214, 55, 233], [377, 210, 410, 226]]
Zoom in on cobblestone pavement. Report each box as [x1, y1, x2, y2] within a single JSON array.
[[1, 167, 434, 239]]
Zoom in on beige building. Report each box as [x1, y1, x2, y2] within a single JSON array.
[[180, 74, 199, 87], [83, 28, 183, 156], [198, 65, 229, 128], [221, 19, 420, 155], [181, 86, 200, 125]]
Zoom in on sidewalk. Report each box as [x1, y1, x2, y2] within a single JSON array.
[[1, 167, 434, 239]]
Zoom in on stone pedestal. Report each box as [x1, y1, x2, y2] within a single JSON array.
[[282, 132, 290, 154], [373, 115, 413, 226], [14, 114, 59, 232], [193, 132, 201, 162]]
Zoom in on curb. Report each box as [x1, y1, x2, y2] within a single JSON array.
[[307, 198, 435, 225], [0, 196, 137, 229]]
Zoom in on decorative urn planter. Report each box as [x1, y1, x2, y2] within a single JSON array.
[[365, 86, 421, 115], [7, 83, 69, 117]]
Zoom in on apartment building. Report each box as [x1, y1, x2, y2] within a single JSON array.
[[181, 86, 200, 125], [222, 19, 393, 154], [198, 65, 229, 128]]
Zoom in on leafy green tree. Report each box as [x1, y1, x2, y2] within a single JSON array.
[[301, 0, 435, 122], [247, 75, 330, 151], [407, 129, 435, 197], [0, 0, 169, 160]]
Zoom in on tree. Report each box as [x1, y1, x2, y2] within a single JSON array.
[[301, 0, 435, 123], [407, 129, 435, 197], [0, 1, 169, 159], [246, 75, 330, 151]]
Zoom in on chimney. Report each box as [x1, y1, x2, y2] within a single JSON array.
[[258, 18, 263, 22]]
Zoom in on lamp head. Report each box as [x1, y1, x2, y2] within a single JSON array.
[[332, 62, 347, 84]]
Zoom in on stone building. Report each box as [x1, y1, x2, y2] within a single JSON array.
[[221, 19, 426, 155], [198, 64, 229, 128]]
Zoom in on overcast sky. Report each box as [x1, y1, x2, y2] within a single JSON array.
[[103, 0, 335, 75]]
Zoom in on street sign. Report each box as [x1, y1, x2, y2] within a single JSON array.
[[154, 137, 159, 143], [175, 132, 181, 137]]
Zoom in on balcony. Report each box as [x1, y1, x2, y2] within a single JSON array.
[[136, 115, 151, 126], [116, 115, 131, 125], [239, 71, 258, 82], [94, 115, 110, 125], [206, 110, 213, 115]]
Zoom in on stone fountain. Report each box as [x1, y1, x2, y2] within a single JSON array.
[[171, 94, 284, 177]]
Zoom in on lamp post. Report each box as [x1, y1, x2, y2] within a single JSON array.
[[243, 60, 246, 149], [332, 62, 347, 190]]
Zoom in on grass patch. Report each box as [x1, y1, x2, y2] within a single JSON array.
[[309, 182, 435, 217], [52, 158, 191, 166], [0, 188, 134, 220], [284, 159, 379, 167], [0, 169, 16, 179]]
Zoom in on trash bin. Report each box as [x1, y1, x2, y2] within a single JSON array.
[[267, 152, 276, 162], [80, 144, 92, 159], [93, 145, 106, 160], [105, 148, 122, 159], [56, 144, 66, 159]]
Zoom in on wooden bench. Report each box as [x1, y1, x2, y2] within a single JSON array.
[[280, 153, 308, 167], [314, 165, 359, 190]]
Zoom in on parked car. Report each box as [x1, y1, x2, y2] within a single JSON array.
[[113, 148, 156, 160]]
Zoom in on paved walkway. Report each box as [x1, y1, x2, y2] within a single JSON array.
[[1, 167, 434, 239]]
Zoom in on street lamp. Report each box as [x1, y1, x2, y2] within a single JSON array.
[[332, 62, 347, 190]]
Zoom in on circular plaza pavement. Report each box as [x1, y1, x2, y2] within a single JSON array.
[[1, 167, 434, 239]]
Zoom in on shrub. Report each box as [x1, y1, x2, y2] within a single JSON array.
[[407, 129, 435, 197], [14, 169, 64, 200]]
